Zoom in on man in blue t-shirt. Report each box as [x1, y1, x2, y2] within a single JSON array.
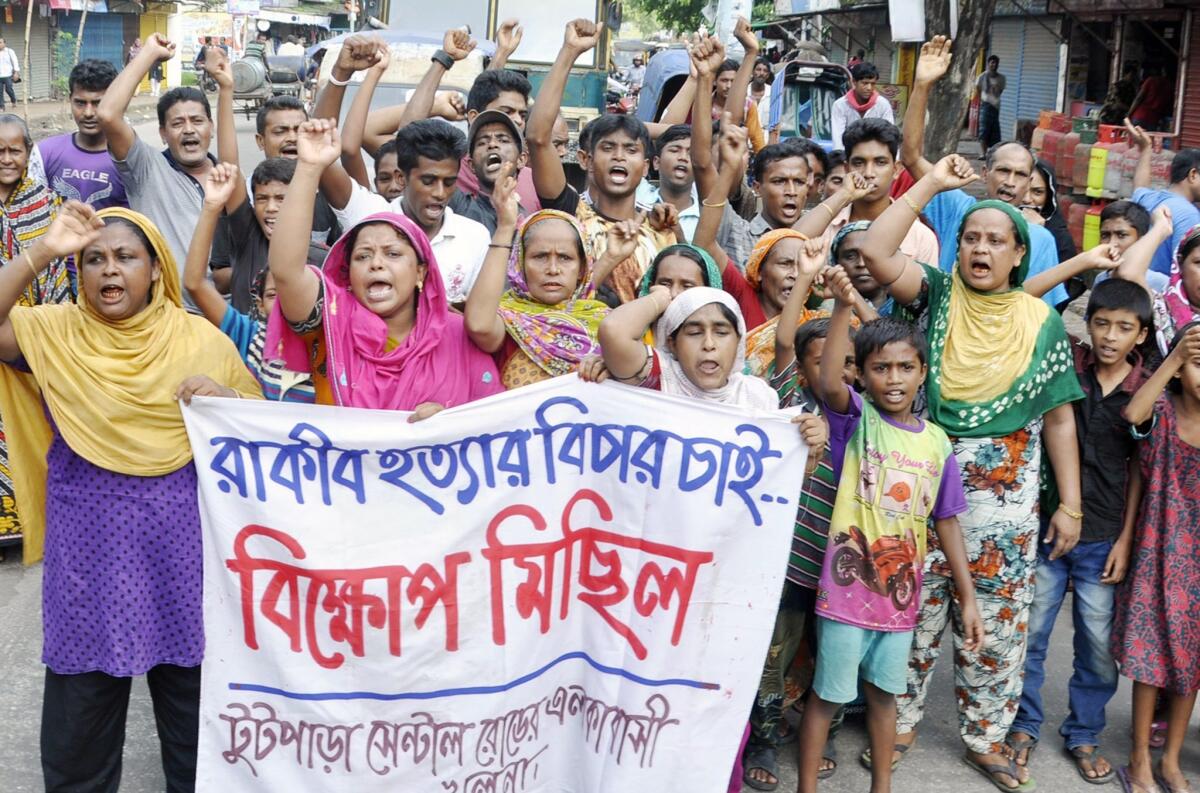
[[1127, 123, 1200, 292], [900, 36, 1068, 308]]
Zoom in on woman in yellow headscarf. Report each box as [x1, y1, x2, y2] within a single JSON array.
[[0, 201, 260, 791]]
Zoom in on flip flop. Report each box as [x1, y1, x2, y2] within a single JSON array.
[[1067, 745, 1115, 785], [962, 752, 1036, 792], [1005, 732, 1038, 768], [860, 739, 913, 771], [742, 745, 779, 792], [1116, 766, 1162, 793], [818, 740, 837, 781], [1154, 771, 1194, 793]]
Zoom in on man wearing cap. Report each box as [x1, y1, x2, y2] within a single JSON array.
[[450, 109, 528, 233]]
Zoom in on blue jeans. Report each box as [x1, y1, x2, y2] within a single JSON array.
[[1011, 534, 1120, 749]]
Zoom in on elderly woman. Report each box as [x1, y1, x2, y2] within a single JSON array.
[[266, 119, 502, 411], [857, 154, 1085, 792], [0, 113, 71, 551], [464, 166, 630, 388], [0, 202, 261, 790]]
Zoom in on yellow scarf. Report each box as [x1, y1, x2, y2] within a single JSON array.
[[940, 269, 1049, 403], [0, 208, 262, 563]]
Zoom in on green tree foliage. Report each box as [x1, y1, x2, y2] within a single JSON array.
[[623, 0, 775, 36]]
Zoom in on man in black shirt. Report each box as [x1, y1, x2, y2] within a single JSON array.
[[449, 109, 526, 233], [1007, 278, 1152, 784]]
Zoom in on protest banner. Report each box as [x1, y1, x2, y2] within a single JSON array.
[[182, 377, 807, 792]]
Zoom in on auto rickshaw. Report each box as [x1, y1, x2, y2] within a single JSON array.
[[763, 59, 852, 152]]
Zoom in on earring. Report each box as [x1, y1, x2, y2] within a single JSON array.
[[417, 281, 424, 293]]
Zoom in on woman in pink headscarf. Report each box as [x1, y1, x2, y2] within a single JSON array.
[[266, 119, 502, 412]]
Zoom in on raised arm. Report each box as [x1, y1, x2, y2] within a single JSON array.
[[99, 33, 173, 161], [1115, 205, 1172, 287], [693, 118, 747, 269], [795, 170, 871, 239], [598, 286, 671, 381], [774, 238, 828, 372], [725, 18, 759, 128], [861, 155, 978, 305], [185, 164, 241, 327], [0, 202, 102, 362], [815, 266, 857, 413], [1126, 326, 1200, 425], [489, 19, 523, 70], [1024, 244, 1121, 298], [900, 36, 953, 181], [463, 165, 519, 352], [658, 74, 698, 126], [689, 35, 725, 201], [341, 48, 390, 188], [270, 120, 338, 324], [201, 49, 246, 214], [397, 29, 476, 129], [312, 34, 384, 122], [1126, 118, 1153, 191], [528, 19, 602, 201], [362, 93, 465, 155]]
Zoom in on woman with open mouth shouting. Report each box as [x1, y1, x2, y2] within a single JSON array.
[[465, 164, 627, 389], [0, 201, 262, 790], [266, 119, 503, 414], [856, 153, 1085, 792]]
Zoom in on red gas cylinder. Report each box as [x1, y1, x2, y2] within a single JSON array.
[[1058, 130, 1080, 188], [1068, 200, 1088, 251]]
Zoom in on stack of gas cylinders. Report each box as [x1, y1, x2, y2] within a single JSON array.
[[1031, 110, 1175, 251]]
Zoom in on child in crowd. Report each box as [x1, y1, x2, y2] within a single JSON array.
[[183, 163, 316, 403], [1114, 321, 1200, 793], [823, 151, 847, 197], [1006, 279, 1153, 785], [796, 267, 983, 793], [1100, 200, 1151, 255]]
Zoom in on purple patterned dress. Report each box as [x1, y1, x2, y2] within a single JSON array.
[[41, 429, 204, 676], [1113, 396, 1200, 694]]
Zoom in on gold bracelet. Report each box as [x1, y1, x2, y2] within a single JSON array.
[[817, 202, 836, 221], [901, 194, 922, 215], [23, 252, 37, 280], [701, 198, 727, 208], [1059, 504, 1083, 520]]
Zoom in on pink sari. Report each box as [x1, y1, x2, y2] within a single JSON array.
[[265, 211, 502, 410]]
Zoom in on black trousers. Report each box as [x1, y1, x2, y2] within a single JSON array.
[[41, 664, 201, 793], [0, 77, 16, 108]]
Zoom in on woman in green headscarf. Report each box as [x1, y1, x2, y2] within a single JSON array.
[[854, 155, 1084, 792], [637, 243, 726, 301]]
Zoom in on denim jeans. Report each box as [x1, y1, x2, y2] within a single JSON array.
[[1011, 534, 1120, 749], [0, 76, 15, 109]]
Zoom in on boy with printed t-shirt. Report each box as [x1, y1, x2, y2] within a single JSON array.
[[795, 268, 984, 793]]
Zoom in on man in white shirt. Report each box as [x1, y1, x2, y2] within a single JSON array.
[[830, 61, 894, 150], [277, 36, 306, 57], [0, 38, 21, 111], [330, 118, 490, 305]]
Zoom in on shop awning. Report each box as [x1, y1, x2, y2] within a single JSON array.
[[47, 0, 109, 9], [258, 7, 332, 27]]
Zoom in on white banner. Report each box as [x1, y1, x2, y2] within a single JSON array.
[[183, 377, 805, 792]]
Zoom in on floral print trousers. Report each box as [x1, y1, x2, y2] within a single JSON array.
[[895, 570, 1030, 755]]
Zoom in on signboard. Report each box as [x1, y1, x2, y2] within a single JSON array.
[[184, 378, 805, 792]]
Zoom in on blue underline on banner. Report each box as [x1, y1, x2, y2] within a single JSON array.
[[228, 650, 720, 701]]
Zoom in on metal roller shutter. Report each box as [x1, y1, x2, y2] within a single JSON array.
[[0, 15, 54, 100], [1180, 10, 1200, 148], [993, 17, 1063, 141], [62, 11, 125, 71]]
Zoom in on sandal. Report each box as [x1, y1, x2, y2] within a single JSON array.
[[1005, 732, 1038, 768], [860, 739, 913, 771], [742, 745, 779, 792], [819, 740, 837, 781], [1117, 766, 1163, 793], [1068, 745, 1115, 785], [1154, 770, 1194, 793], [963, 752, 1036, 792]]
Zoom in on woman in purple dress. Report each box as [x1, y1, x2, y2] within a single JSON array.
[[0, 201, 261, 792]]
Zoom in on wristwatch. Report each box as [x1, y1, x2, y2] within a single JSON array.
[[431, 49, 454, 71]]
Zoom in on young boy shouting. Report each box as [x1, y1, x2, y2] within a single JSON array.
[[797, 268, 983, 793], [1005, 278, 1153, 784]]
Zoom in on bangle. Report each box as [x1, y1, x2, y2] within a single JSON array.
[[816, 202, 836, 221], [488, 242, 513, 250], [23, 252, 38, 280], [431, 50, 454, 71], [701, 198, 727, 208], [901, 194, 922, 215], [1059, 504, 1083, 521], [327, 71, 351, 87]]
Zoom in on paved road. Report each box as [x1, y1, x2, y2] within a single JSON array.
[[1, 122, 1199, 792]]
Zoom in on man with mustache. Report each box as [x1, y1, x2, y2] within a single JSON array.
[[900, 36, 1068, 308], [98, 32, 219, 312]]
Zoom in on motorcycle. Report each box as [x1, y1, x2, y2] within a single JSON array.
[[829, 525, 917, 610]]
